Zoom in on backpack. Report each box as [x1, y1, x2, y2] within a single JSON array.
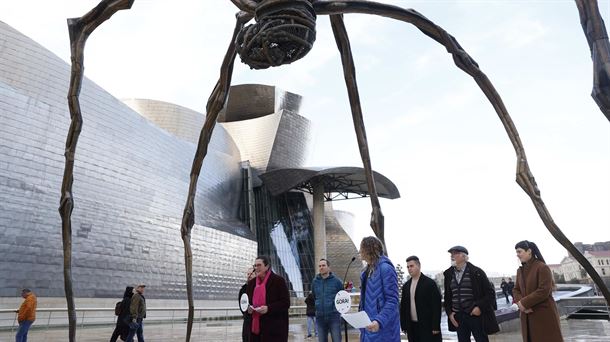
[[115, 300, 123, 316]]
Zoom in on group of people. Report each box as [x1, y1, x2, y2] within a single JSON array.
[[500, 277, 515, 304], [13, 237, 563, 342], [237, 238, 564, 342], [109, 284, 147, 342], [398, 241, 564, 342], [401, 240, 564, 342]]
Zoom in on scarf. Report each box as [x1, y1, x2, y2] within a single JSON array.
[[252, 270, 271, 335]]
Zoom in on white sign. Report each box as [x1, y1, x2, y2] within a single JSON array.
[[239, 293, 249, 312], [342, 311, 372, 329], [334, 290, 351, 314]]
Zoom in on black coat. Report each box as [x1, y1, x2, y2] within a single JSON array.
[[400, 274, 442, 342], [239, 283, 251, 342], [443, 262, 500, 335], [112, 286, 133, 341], [246, 271, 290, 342], [305, 292, 316, 317]]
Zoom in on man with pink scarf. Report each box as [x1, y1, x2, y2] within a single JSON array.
[[246, 255, 290, 341]]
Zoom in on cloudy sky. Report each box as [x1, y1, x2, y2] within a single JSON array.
[[2, 0, 609, 276]]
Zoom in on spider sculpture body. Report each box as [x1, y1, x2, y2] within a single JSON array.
[[57, 0, 610, 340]]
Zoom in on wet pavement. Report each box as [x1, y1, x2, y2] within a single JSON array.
[[0, 316, 608, 341]]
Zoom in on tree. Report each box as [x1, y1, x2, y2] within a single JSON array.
[[396, 264, 405, 286]]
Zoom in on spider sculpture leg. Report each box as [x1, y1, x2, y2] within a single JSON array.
[[61, 1, 134, 341], [316, 0, 610, 305], [575, 0, 610, 122], [179, 11, 252, 341], [329, 14, 385, 244]]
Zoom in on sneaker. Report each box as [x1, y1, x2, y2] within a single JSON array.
[[306, 335, 312, 338]]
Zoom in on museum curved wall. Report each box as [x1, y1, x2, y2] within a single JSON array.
[[218, 84, 311, 173], [0, 21, 256, 299], [122, 98, 207, 146]]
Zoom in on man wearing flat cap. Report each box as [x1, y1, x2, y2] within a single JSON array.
[[443, 246, 498, 342], [127, 284, 146, 342]]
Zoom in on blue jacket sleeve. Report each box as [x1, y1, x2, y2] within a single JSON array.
[[372, 263, 399, 329]]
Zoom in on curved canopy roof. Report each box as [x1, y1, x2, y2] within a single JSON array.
[[259, 167, 400, 201]]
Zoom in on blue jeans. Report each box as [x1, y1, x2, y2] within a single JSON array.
[[126, 320, 144, 342], [15, 320, 33, 342], [316, 315, 341, 342], [307, 316, 317, 336]]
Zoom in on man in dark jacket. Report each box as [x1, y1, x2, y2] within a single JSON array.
[[312, 258, 343, 342], [246, 256, 290, 342], [239, 267, 256, 342], [400, 256, 442, 342], [126, 284, 146, 342], [110, 286, 133, 342], [500, 278, 510, 304], [443, 246, 499, 342], [506, 278, 515, 303]]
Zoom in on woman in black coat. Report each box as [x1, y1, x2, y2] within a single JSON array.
[[110, 286, 134, 342]]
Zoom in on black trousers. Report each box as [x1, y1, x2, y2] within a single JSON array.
[[455, 312, 488, 342], [406, 321, 442, 342], [242, 317, 251, 342]]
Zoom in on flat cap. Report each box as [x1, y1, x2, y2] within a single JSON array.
[[447, 245, 469, 255]]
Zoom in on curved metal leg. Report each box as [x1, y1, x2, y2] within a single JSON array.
[[329, 14, 385, 245], [180, 11, 252, 341], [575, 0, 610, 122], [316, 0, 610, 304], [61, 1, 134, 341]]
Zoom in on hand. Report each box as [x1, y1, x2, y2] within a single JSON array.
[[432, 330, 440, 335], [365, 320, 380, 332], [517, 301, 527, 312], [449, 312, 459, 328], [524, 308, 534, 314], [470, 306, 481, 316], [255, 305, 268, 314], [247, 305, 253, 314]]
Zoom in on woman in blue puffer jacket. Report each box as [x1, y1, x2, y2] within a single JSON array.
[[359, 236, 401, 341]]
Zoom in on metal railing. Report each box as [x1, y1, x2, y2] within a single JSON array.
[[0, 304, 361, 332], [556, 296, 610, 320]]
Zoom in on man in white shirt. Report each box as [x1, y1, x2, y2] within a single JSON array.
[[399, 256, 442, 342]]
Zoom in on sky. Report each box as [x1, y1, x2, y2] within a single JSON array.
[[1, 0, 609, 277]]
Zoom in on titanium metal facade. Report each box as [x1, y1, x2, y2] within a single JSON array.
[[0, 21, 373, 301], [219, 84, 311, 173], [0, 21, 256, 299]]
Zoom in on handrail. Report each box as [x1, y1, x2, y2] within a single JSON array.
[[0, 304, 360, 332]]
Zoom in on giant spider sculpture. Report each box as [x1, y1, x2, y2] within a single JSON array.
[[58, 0, 610, 340]]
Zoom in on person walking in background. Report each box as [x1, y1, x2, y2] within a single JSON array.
[[443, 246, 499, 342], [246, 255, 290, 342], [239, 267, 256, 342], [500, 278, 510, 304], [126, 284, 146, 342], [399, 256, 442, 342], [358, 236, 401, 341], [110, 286, 134, 342], [513, 240, 564, 342], [312, 258, 343, 342], [507, 278, 515, 303], [305, 291, 317, 339], [15, 288, 36, 342]]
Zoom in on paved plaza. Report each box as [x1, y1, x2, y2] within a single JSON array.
[[0, 316, 608, 341]]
